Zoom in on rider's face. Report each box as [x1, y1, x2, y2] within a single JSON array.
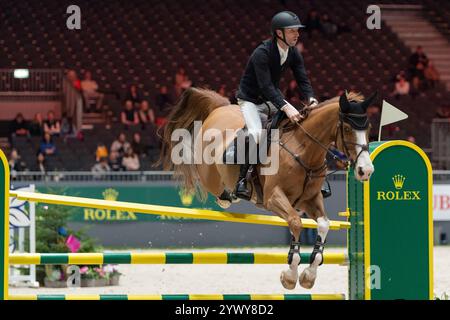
[[285, 28, 299, 46], [277, 28, 300, 47]]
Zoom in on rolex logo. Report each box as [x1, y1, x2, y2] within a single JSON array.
[[179, 189, 194, 206], [103, 188, 119, 201], [377, 174, 420, 201], [392, 174, 406, 190]]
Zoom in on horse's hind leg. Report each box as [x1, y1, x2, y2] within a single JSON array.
[[266, 186, 303, 290], [298, 195, 330, 289]]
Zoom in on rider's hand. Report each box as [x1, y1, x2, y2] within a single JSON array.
[[308, 97, 319, 107], [281, 103, 303, 123]]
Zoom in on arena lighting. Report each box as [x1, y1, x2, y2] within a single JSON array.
[[13, 69, 29, 79]]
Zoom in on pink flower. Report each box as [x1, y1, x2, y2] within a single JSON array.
[[80, 266, 89, 274]]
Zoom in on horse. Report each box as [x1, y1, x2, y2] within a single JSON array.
[[159, 87, 376, 290]]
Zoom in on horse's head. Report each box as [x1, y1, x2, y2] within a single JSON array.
[[337, 91, 376, 181]]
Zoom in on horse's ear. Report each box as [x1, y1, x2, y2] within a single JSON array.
[[339, 92, 350, 113], [361, 91, 378, 111]]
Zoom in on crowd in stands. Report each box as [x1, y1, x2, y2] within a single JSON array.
[[5, 2, 448, 174], [304, 9, 351, 40], [391, 46, 440, 99]]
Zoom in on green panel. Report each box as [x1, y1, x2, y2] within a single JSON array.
[[162, 295, 189, 300], [40, 254, 69, 264], [100, 295, 128, 300], [37, 295, 66, 300], [223, 295, 251, 300], [284, 294, 311, 300], [165, 253, 193, 264], [369, 144, 430, 299], [103, 253, 132, 264], [227, 253, 254, 264]]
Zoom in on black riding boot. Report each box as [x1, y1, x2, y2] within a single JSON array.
[[235, 163, 253, 200]]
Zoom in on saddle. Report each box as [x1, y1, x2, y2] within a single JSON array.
[[222, 110, 287, 207]]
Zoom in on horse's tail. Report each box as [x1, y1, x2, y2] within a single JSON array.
[[157, 87, 231, 199]]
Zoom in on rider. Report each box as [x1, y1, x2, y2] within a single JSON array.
[[235, 11, 318, 200]]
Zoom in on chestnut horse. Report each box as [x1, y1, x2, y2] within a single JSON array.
[[159, 88, 375, 290]]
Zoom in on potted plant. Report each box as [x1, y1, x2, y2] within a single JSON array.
[[35, 188, 100, 287], [80, 266, 109, 287], [105, 265, 122, 286]]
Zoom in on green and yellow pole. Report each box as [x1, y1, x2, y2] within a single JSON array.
[[0, 150, 10, 300]]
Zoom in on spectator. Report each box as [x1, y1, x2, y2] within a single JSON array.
[[321, 14, 337, 40], [392, 76, 410, 98], [9, 148, 27, 179], [407, 136, 416, 144], [411, 62, 426, 92], [120, 100, 139, 128], [32, 152, 49, 173], [43, 111, 61, 136], [174, 67, 192, 97], [424, 61, 439, 89], [81, 70, 104, 112], [305, 10, 322, 39], [66, 69, 82, 91], [138, 100, 156, 130], [110, 133, 130, 157], [285, 80, 300, 105], [95, 143, 109, 162], [91, 156, 111, 173], [39, 133, 56, 155], [131, 132, 148, 156], [409, 46, 428, 71], [155, 85, 173, 127], [29, 113, 44, 137], [60, 113, 78, 140], [122, 147, 140, 171], [9, 113, 30, 139], [108, 151, 124, 171], [125, 84, 143, 107]]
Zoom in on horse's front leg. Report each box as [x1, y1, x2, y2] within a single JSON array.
[[266, 186, 303, 290], [298, 195, 330, 289]]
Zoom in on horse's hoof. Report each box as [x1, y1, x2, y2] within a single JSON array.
[[216, 199, 231, 209], [280, 270, 297, 290], [299, 267, 316, 289]]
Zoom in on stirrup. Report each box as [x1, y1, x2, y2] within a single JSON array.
[[235, 178, 251, 200]]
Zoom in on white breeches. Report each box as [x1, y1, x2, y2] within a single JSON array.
[[238, 99, 278, 144]]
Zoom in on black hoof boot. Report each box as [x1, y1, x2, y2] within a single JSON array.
[[321, 179, 332, 198]]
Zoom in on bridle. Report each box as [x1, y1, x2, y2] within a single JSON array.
[[336, 111, 370, 169], [276, 109, 369, 197]]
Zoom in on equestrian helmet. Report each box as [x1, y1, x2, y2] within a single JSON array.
[[271, 11, 305, 35]]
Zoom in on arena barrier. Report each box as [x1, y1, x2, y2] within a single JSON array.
[[9, 252, 348, 265], [0, 140, 434, 300], [9, 294, 346, 300]]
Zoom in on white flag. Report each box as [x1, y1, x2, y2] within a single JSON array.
[[378, 100, 408, 141]]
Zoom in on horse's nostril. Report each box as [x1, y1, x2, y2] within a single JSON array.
[[358, 167, 364, 176]]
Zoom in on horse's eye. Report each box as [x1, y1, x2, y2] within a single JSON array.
[[344, 126, 351, 133]]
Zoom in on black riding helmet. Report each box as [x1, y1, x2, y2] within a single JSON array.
[[271, 11, 305, 46]]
